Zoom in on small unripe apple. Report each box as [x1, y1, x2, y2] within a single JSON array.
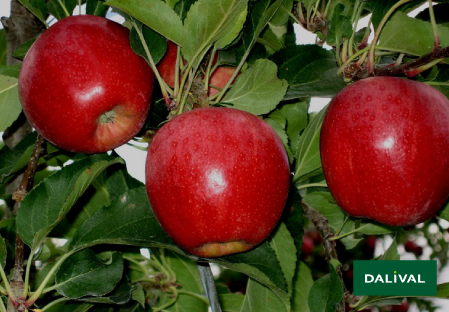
[[320, 76, 449, 226], [19, 15, 154, 153], [145, 107, 290, 257]]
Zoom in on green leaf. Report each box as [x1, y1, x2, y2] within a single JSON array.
[[0, 235, 6, 268], [70, 186, 176, 251], [379, 239, 399, 261], [106, 0, 183, 45], [379, 12, 449, 57], [181, 0, 248, 64], [78, 278, 133, 304], [86, 0, 110, 16], [416, 3, 449, 26], [174, 0, 196, 21], [356, 222, 396, 235], [326, 4, 352, 46], [266, 116, 293, 164], [222, 59, 288, 115], [271, 45, 346, 99], [271, 0, 293, 26], [368, 0, 424, 30], [0, 75, 22, 133], [47, 0, 77, 20], [307, 265, 344, 312], [0, 132, 37, 185], [285, 191, 305, 256], [215, 6, 248, 50], [291, 261, 314, 312], [219, 293, 244, 312], [55, 250, 124, 299], [129, 21, 167, 65], [437, 283, 449, 298], [53, 164, 143, 240], [269, 223, 297, 295], [301, 0, 319, 12], [16, 155, 123, 251], [279, 100, 308, 155], [18, 0, 48, 25], [158, 250, 208, 312], [293, 106, 327, 184], [240, 278, 287, 312]]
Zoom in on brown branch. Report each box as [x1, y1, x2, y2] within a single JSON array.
[[302, 201, 355, 312], [7, 134, 45, 312], [351, 46, 449, 81]]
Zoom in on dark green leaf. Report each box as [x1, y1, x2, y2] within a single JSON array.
[[293, 106, 326, 184], [18, 0, 48, 24], [271, 0, 293, 26], [308, 265, 344, 312], [130, 21, 167, 65], [271, 45, 346, 99], [78, 277, 133, 304], [0, 30, 6, 65], [86, 0, 110, 16], [285, 191, 306, 256], [222, 59, 288, 115], [240, 278, 287, 312], [0, 132, 37, 185], [17, 155, 123, 251], [416, 3, 449, 26], [47, 0, 77, 20], [174, 0, 196, 21], [219, 293, 244, 312], [266, 116, 293, 164], [291, 261, 314, 312], [106, 0, 183, 45], [279, 100, 308, 155], [11, 38, 36, 61], [379, 12, 449, 57], [56, 249, 124, 299], [0, 75, 21, 133], [0, 65, 22, 79]]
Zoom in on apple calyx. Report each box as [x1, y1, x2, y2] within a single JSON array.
[[99, 110, 116, 124]]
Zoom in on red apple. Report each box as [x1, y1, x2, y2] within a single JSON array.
[[301, 235, 315, 257], [404, 240, 423, 257], [391, 299, 409, 312], [145, 107, 290, 257], [157, 41, 237, 97], [320, 76, 449, 226], [19, 15, 154, 153]]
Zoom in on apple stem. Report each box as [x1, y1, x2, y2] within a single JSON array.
[[197, 262, 222, 312], [366, 0, 413, 75], [427, 0, 440, 51], [204, 46, 217, 97], [0, 264, 18, 307]]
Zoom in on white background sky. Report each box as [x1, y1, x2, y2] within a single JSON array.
[[1, 2, 448, 311]]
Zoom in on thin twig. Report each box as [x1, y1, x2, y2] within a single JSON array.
[[197, 262, 222, 312]]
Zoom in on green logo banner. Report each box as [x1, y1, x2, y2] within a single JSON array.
[[353, 260, 437, 296]]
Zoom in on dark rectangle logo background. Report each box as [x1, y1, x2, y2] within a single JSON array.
[[353, 260, 437, 296]]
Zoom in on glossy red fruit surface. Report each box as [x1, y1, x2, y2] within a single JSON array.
[[19, 15, 154, 153], [320, 76, 449, 226], [145, 107, 290, 257]]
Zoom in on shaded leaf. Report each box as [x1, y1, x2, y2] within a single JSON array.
[[47, 0, 77, 20], [0, 75, 22, 133], [86, 0, 110, 16], [78, 277, 133, 304], [0, 132, 38, 184], [18, 0, 48, 24], [56, 250, 124, 299], [174, 0, 196, 21], [271, 45, 346, 99], [106, 0, 183, 45], [0, 30, 6, 65], [222, 59, 287, 115], [0, 65, 22, 79], [326, 4, 352, 46], [219, 293, 244, 312], [271, 0, 293, 26], [240, 278, 287, 312], [11, 38, 36, 61], [129, 21, 168, 65], [0, 235, 6, 268], [308, 265, 344, 312], [280, 100, 309, 155], [17, 155, 123, 251]]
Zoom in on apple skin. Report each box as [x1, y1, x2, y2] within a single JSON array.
[[145, 107, 290, 258], [19, 15, 154, 153], [320, 76, 449, 226]]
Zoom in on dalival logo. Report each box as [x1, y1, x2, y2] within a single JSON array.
[[364, 271, 426, 284], [353, 260, 437, 296]]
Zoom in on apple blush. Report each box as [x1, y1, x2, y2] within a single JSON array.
[[145, 107, 290, 258], [320, 76, 449, 226], [18, 15, 154, 153]]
